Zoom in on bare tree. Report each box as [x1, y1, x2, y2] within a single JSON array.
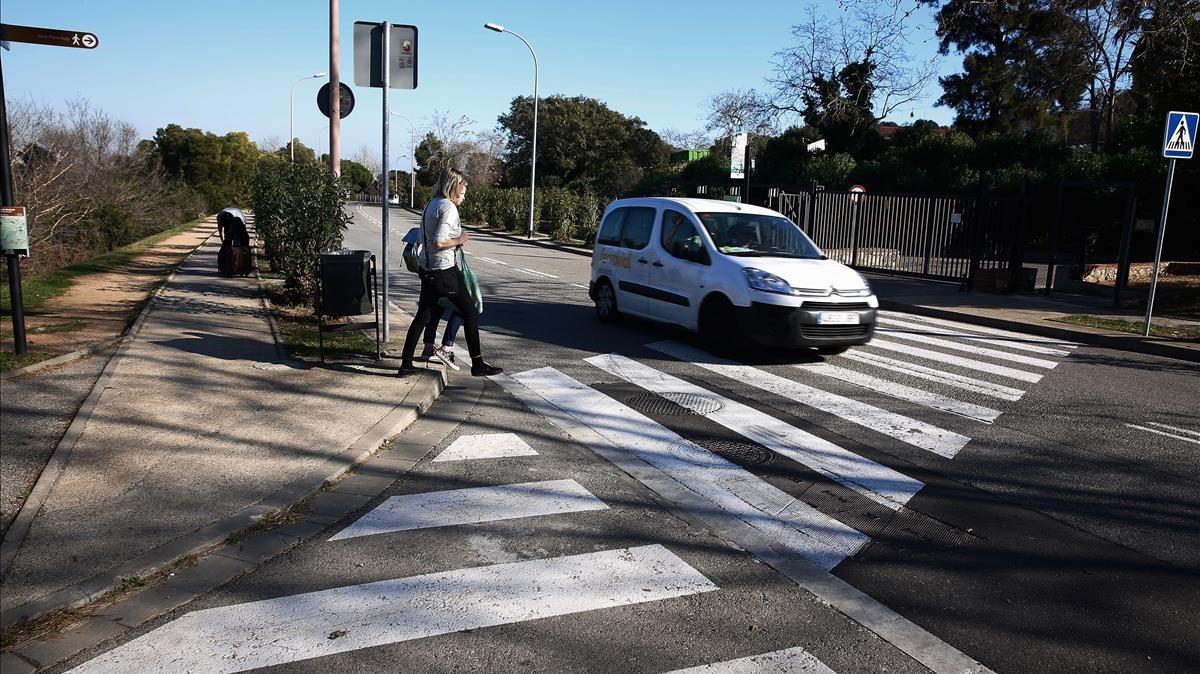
[[659, 128, 713, 151], [768, 1, 937, 132], [9, 98, 203, 273], [350, 144, 381, 176], [702, 90, 778, 140]]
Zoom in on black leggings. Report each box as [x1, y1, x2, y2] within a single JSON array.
[[402, 267, 481, 362]]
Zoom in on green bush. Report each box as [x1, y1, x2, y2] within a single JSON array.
[[250, 156, 349, 300]]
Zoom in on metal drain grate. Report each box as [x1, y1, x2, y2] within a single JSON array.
[[625, 392, 724, 416], [695, 439, 774, 466]]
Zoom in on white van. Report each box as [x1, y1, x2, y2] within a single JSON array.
[[589, 197, 877, 354]]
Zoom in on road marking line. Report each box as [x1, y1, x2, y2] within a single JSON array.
[[69, 545, 714, 674], [328, 479, 607, 541], [795, 362, 1001, 423], [432, 432, 539, 461], [509, 367, 868, 569], [666, 645, 837, 673], [878, 311, 1081, 348], [843, 350, 1026, 401], [474, 255, 504, 265], [876, 316, 1073, 357], [571, 283, 589, 289], [1126, 423, 1200, 446], [865, 338, 1043, 383], [519, 267, 558, 278], [587, 353, 923, 510], [875, 326, 1060, 369], [1146, 422, 1200, 438], [649, 341, 970, 458]]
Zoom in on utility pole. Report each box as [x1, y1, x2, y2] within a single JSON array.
[[1, 60, 27, 355], [329, 0, 341, 176]]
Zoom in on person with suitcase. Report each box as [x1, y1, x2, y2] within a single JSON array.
[[217, 207, 253, 276]]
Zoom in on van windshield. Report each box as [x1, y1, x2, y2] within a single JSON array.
[[695, 212, 824, 259]]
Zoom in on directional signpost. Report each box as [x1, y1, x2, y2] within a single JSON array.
[[0, 23, 100, 355], [354, 21, 418, 343], [1144, 111, 1197, 336]]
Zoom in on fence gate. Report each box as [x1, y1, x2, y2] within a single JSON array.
[[775, 188, 1024, 286]]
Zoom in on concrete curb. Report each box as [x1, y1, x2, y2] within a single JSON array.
[[0, 231, 451, 631], [879, 299, 1200, 364], [0, 337, 122, 381], [0, 227, 218, 578]]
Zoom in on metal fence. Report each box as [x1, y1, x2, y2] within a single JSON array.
[[773, 188, 1025, 285]]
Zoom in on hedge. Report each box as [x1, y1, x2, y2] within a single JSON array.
[[459, 187, 602, 245]]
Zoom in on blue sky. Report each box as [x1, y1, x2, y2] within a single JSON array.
[[3, 1, 958, 170]]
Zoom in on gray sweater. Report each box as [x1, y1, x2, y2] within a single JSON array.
[[420, 198, 461, 271]]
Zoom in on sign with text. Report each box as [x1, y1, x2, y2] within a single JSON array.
[[353, 22, 418, 89], [729, 133, 747, 180], [0, 24, 98, 49], [1, 207, 29, 255], [1162, 111, 1197, 160]]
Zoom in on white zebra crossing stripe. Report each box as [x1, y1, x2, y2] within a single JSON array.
[[875, 326, 1060, 369], [510, 367, 869, 569], [1126, 423, 1200, 446], [865, 338, 1043, 383], [649, 342, 971, 458], [586, 353, 923, 510], [433, 433, 539, 461], [666, 646, 837, 673], [875, 316, 1073, 357], [328, 480, 608, 542], [69, 545, 715, 674], [878, 311, 1080, 348], [794, 362, 1001, 423], [843, 350, 1026, 401]]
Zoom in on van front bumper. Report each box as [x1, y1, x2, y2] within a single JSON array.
[[735, 301, 876, 348]]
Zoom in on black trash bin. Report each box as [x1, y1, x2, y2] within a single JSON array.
[[319, 250, 374, 316], [316, 250, 379, 361]]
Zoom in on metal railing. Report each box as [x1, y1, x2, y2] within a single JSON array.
[[773, 188, 1025, 286]]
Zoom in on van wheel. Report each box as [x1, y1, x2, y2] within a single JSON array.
[[594, 279, 620, 323], [700, 296, 742, 357], [817, 345, 850, 356]]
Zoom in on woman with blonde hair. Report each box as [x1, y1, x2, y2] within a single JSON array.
[[398, 168, 502, 377]]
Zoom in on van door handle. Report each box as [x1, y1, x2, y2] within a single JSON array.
[[651, 261, 664, 267], [637, 258, 648, 264]]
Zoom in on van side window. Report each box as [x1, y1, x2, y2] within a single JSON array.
[[619, 207, 655, 250], [597, 209, 625, 246], [660, 209, 707, 263]]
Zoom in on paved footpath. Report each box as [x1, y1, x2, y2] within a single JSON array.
[[0, 230, 425, 625]]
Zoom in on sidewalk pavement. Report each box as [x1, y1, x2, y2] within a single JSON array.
[[867, 274, 1200, 362], [0, 231, 443, 627]]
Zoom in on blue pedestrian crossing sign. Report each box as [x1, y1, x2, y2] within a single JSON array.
[[1162, 111, 1198, 159]]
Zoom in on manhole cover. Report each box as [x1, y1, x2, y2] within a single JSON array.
[[696, 439, 774, 466], [625, 392, 724, 416]]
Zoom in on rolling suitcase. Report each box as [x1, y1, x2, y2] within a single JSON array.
[[230, 244, 252, 276]]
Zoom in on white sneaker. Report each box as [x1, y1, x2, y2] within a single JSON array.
[[432, 346, 460, 370]]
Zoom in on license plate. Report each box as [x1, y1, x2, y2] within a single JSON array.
[[817, 312, 860, 325]]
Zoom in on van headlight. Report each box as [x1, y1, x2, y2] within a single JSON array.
[[744, 268, 794, 295], [834, 274, 873, 297]]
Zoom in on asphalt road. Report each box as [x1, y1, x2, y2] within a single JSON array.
[[64, 204, 1200, 673]]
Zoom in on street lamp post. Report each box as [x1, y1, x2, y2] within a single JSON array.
[[290, 72, 325, 162], [390, 111, 416, 207], [484, 22, 538, 239]]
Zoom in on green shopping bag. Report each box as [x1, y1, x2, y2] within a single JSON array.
[[437, 249, 483, 315]]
